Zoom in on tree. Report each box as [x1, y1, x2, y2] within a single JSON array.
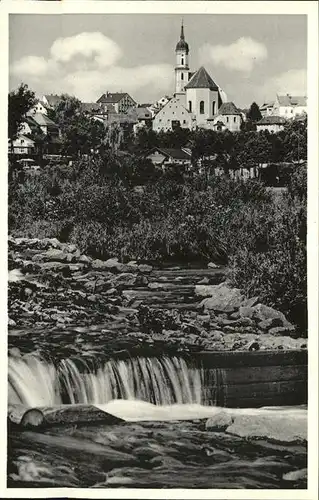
[[8, 84, 35, 141], [246, 102, 262, 123], [50, 95, 105, 157]]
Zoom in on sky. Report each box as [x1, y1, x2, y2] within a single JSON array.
[[9, 14, 307, 108]]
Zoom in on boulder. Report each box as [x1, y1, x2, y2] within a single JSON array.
[[138, 264, 153, 274], [205, 411, 233, 431], [200, 283, 246, 313], [195, 285, 218, 298], [91, 258, 126, 273], [39, 248, 70, 263], [282, 468, 307, 482], [112, 273, 137, 287], [246, 340, 260, 351], [239, 303, 293, 328], [268, 326, 296, 337], [207, 261, 219, 269], [258, 317, 284, 330], [39, 261, 70, 273], [79, 254, 91, 264], [225, 410, 307, 443], [197, 277, 210, 285]]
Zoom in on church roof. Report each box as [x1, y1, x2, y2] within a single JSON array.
[[218, 102, 242, 116], [184, 67, 218, 91]]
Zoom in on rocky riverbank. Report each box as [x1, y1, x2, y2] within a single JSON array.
[[8, 405, 307, 489], [8, 236, 307, 358]]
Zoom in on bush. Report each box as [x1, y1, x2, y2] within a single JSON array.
[[228, 167, 307, 331], [8, 156, 307, 330]]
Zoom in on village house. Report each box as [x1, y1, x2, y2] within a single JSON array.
[[10, 135, 36, 155], [256, 115, 286, 133], [31, 113, 60, 138], [145, 147, 192, 169], [272, 94, 307, 118], [152, 96, 195, 132], [260, 101, 275, 117], [96, 92, 137, 114], [209, 102, 242, 132], [19, 116, 43, 136], [42, 94, 62, 109], [27, 100, 48, 116]]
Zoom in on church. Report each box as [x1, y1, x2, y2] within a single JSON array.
[[153, 23, 242, 133]]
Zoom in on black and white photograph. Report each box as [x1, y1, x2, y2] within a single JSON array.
[[3, 1, 318, 496]]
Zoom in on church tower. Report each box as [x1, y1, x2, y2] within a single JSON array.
[[175, 22, 190, 96]]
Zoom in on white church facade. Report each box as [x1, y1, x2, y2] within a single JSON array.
[[153, 24, 242, 133]]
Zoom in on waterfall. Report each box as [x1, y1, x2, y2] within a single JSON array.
[[8, 355, 204, 407]]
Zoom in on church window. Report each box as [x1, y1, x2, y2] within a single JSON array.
[[181, 57, 184, 65], [181, 73, 184, 80], [234, 117, 236, 123], [226, 117, 229, 123], [200, 101, 205, 114], [189, 101, 192, 112], [212, 101, 216, 115]]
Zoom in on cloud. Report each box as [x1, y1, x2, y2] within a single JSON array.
[[10, 31, 173, 102], [199, 37, 268, 73], [11, 55, 51, 78], [63, 64, 174, 102], [256, 69, 307, 102], [50, 32, 122, 67]]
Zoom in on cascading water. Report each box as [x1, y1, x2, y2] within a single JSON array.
[[8, 354, 204, 407]]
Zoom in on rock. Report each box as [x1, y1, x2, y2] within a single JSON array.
[[113, 273, 137, 286], [79, 254, 91, 264], [148, 282, 165, 290], [104, 258, 127, 273], [239, 303, 293, 328], [225, 410, 307, 443], [8, 269, 24, 282], [207, 262, 219, 269], [268, 326, 296, 337], [258, 317, 284, 330], [87, 295, 97, 302], [205, 411, 233, 431], [199, 283, 246, 313], [138, 264, 153, 274], [9, 347, 20, 356], [68, 264, 85, 273], [229, 311, 240, 320], [246, 340, 260, 351], [282, 468, 307, 482], [42, 249, 69, 262], [8, 318, 16, 327], [196, 314, 211, 327], [182, 323, 202, 335], [39, 261, 70, 273], [195, 285, 217, 297], [197, 277, 210, 285], [242, 296, 259, 308]]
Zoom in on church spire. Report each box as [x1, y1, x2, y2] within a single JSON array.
[[175, 21, 189, 54], [180, 20, 185, 41]]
